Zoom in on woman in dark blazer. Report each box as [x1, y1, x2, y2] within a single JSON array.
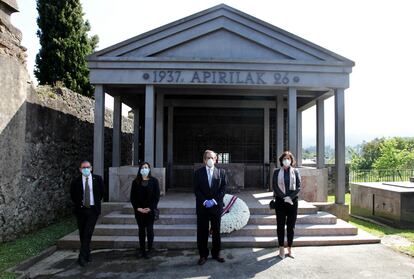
[[272, 151, 301, 259], [130, 162, 160, 259]]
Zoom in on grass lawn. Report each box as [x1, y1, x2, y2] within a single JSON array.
[[328, 193, 414, 257], [0, 216, 76, 279], [349, 216, 414, 256]]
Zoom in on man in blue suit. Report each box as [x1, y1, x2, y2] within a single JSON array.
[[193, 150, 227, 265]]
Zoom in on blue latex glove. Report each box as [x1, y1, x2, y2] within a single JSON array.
[[204, 200, 214, 208]]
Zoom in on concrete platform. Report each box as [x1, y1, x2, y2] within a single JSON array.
[[21, 245, 414, 279]]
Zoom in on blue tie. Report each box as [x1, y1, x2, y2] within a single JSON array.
[[208, 169, 212, 187]]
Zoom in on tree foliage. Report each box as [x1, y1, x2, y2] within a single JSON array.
[[350, 137, 414, 170], [35, 0, 98, 97]]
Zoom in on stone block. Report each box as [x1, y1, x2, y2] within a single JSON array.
[[269, 166, 328, 202], [109, 166, 166, 202], [350, 182, 414, 228]]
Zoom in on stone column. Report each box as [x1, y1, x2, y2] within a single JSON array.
[[155, 93, 164, 168], [133, 108, 140, 165], [288, 88, 297, 155], [316, 99, 325, 169], [264, 107, 270, 164], [145, 85, 155, 166], [276, 94, 284, 157], [112, 95, 121, 167], [167, 106, 174, 188], [93, 85, 105, 178], [335, 88, 346, 204], [296, 110, 302, 166]]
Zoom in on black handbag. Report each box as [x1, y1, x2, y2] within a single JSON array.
[[269, 199, 276, 210]]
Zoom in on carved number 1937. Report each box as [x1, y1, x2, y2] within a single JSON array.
[[153, 70, 182, 82]]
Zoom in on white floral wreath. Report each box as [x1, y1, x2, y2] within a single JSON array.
[[220, 194, 250, 234]]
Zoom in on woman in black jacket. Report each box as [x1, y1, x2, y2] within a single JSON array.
[[272, 151, 301, 259], [130, 162, 160, 259]]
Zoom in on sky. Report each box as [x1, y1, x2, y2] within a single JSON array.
[[10, 0, 414, 148]]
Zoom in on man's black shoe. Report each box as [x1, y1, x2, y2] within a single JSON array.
[[212, 256, 225, 263], [86, 254, 92, 262], [198, 257, 207, 265], [77, 257, 87, 267]]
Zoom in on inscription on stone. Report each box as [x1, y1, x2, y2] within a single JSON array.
[[144, 70, 301, 85]]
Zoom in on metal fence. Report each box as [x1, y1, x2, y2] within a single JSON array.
[[350, 169, 414, 182]]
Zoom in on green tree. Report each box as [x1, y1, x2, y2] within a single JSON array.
[[372, 139, 410, 170], [350, 138, 385, 170], [372, 138, 414, 170], [35, 0, 98, 97], [351, 137, 414, 170]]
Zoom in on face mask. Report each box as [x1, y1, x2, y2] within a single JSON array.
[[206, 158, 214, 168], [81, 168, 91, 177], [282, 159, 291, 167], [140, 168, 150, 177]]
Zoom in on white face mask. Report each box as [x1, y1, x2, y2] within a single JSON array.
[[282, 159, 291, 167], [140, 168, 150, 177], [206, 158, 214, 168]]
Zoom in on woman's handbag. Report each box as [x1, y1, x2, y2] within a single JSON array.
[[154, 208, 160, 221], [269, 199, 276, 210]]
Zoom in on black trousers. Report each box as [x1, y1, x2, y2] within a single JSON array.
[[75, 207, 98, 261], [275, 197, 298, 247], [135, 212, 155, 252], [197, 212, 221, 258]]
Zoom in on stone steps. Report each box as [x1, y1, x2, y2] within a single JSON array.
[[57, 198, 381, 249], [121, 202, 318, 215], [101, 211, 337, 225], [92, 220, 357, 237], [57, 230, 380, 249]]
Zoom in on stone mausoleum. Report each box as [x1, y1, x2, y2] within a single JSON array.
[[87, 4, 353, 204], [58, 4, 384, 250]]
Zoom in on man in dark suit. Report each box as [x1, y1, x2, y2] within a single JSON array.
[[70, 160, 104, 266], [193, 150, 227, 265]]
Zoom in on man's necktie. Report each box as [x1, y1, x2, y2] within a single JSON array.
[[84, 177, 91, 208], [208, 169, 212, 187]]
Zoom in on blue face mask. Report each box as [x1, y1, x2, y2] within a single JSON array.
[[82, 168, 91, 177], [140, 168, 150, 177]]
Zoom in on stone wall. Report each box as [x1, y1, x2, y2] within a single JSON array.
[[302, 163, 350, 195], [0, 85, 134, 242], [0, 0, 31, 242], [0, 3, 134, 241], [327, 164, 350, 195]]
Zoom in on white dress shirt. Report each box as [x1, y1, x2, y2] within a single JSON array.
[[204, 166, 217, 206], [206, 166, 214, 187], [82, 174, 95, 206]]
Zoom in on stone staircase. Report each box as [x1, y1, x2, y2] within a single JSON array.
[[58, 192, 380, 249]]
